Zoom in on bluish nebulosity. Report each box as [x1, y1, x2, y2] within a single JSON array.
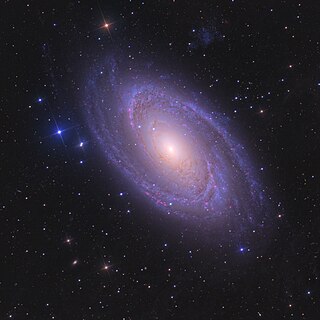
[[189, 24, 224, 51], [83, 58, 268, 229]]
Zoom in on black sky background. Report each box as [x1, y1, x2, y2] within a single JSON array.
[[1, 0, 320, 319]]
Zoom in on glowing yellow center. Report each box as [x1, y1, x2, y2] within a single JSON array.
[[167, 145, 174, 154]]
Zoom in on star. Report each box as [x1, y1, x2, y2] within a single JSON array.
[[99, 20, 114, 40], [97, 4, 113, 37], [102, 265, 110, 271]]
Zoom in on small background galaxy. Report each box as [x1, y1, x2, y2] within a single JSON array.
[[1, 1, 320, 319]]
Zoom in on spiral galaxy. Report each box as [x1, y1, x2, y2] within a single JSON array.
[[84, 58, 267, 226]]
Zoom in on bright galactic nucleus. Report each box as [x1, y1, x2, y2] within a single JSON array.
[[83, 57, 268, 226]]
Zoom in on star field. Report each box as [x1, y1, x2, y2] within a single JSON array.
[[1, 1, 320, 319]]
